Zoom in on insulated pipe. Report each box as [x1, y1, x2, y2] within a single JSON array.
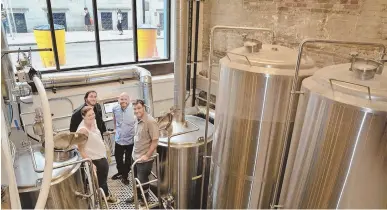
[[271, 39, 387, 208], [173, 0, 188, 122], [18, 66, 154, 115], [201, 26, 275, 209], [32, 76, 54, 209]]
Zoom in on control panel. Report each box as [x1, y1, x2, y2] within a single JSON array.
[[99, 99, 119, 122]]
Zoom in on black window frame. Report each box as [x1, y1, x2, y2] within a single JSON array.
[[42, 0, 171, 74]]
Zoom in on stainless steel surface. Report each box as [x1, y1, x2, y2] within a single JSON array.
[[204, 26, 282, 210], [14, 145, 89, 209], [157, 115, 214, 209], [271, 39, 387, 207], [165, 120, 199, 195], [279, 62, 387, 208], [173, 0, 188, 122], [208, 27, 318, 209], [350, 57, 382, 80], [52, 149, 77, 162]]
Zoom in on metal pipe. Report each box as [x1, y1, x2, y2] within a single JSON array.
[[186, 0, 193, 93], [173, 0, 188, 122], [1, 48, 52, 56], [271, 38, 387, 208], [201, 25, 275, 209], [18, 66, 154, 115], [191, 0, 201, 107]]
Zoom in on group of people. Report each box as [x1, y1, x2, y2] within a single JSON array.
[[69, 90, 159, 205]]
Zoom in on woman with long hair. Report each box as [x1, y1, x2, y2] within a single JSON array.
[[77, 106, 119, 204]]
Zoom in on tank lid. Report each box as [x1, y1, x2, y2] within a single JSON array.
[[225, 44, 315, 70], [15, 145, 80, 191], [158, 115, 214, 148], [312, 63, 387, 102]]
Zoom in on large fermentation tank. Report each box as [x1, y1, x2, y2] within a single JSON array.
[[157, 115, 214, 209], [14, 145, 89, 209], [208, 41, 317, 208], [279, 61, 387, 208]]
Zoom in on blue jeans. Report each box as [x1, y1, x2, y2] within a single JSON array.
[[133, 159, 154, 197]]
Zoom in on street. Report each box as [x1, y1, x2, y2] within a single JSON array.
[[8, 39, 167, 70]]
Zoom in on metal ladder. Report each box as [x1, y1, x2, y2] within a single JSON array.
[[130, 153, 162, 210]]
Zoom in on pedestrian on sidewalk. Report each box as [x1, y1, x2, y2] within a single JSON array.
[[84, 7, 92, 32], [111, 92, 136, 185], [117, 9, 123, 35]]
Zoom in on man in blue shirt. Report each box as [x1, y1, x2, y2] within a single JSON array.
[[111, 92, 136, 185]]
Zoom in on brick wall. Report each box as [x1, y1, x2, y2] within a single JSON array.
[[200, 0, 387, 76]]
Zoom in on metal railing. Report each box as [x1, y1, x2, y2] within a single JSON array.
[[130, 153, 162, 210]]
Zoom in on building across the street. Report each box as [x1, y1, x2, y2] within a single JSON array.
[[1, 0, 165, 33]]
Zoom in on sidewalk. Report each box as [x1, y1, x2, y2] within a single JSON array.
[[7, 29, 165, 46]]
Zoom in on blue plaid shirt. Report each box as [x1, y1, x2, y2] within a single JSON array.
[[112, 104, 136, 145]]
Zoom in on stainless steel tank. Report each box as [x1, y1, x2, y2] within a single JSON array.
[[14, 145, 90, 209], [279, 59, 387, 208], [208, 41, 317, 208], [157, 115, 214, 209]]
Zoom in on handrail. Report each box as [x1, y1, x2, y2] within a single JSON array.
[[130, 153, 160, 210], [134, 178, 149, 210], [202, 25, 276, 209], [98, 187, 109, 210], [271, 38, 386, 209], [329, 78, 372, 101]]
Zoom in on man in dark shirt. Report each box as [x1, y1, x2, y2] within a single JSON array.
[[69, 90, 106, 136]]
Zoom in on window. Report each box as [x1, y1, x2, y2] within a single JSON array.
[[52, 13, 67, 31], [2, 0, 170, 71], [13, 13, 27, 33]]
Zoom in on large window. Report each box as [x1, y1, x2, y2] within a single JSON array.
[[2, 0, 170, 71]]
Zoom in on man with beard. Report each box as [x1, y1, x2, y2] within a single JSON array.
[[70, 90, 107, 136], [111, 92, 136, 185], [126, 99, 159, 205]]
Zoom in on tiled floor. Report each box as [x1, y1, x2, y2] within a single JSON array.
[[106, 159, 160, 209]]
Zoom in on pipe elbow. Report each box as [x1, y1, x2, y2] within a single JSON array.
[[135, 66, 152, 84]]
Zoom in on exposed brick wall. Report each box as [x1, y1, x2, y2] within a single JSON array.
[[200, 0, 387, 76]]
